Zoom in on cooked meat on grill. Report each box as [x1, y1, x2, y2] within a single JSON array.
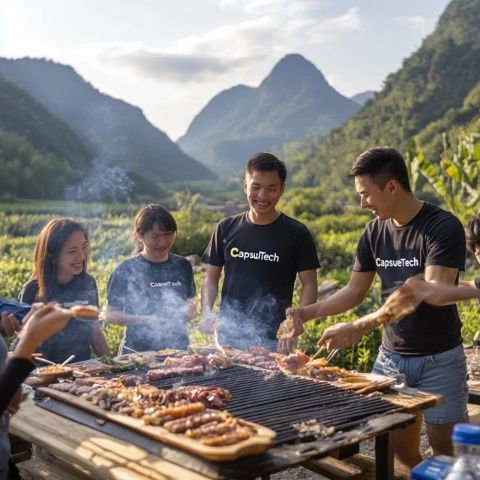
[[186, 418, 240, 439], [206, 353, 232, 369], [147, 365, 205, 380], [143, 402, 205, 425], [201, 428, 252, 446], [161, 385, 232, 409], [163, 354, 208, 369], [277, 351, 311, 374], [231, 347, 279, 371], [163, 410, 231, 433], [46, 374, 256, 447], [293, 419, 335, 439]]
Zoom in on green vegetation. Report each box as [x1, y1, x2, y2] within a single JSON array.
[[282, 0, 480, 205]]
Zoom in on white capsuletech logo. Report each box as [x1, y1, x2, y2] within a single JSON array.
[[375, 256, 420, 269], [230, 247, 280, 262]]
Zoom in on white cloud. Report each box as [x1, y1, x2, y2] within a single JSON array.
[[91, 6, 361, 85], [307, 7, 361, 42], [98, 46, 238, 82]]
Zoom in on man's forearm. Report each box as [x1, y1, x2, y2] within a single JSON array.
[[300, 285, 365, 323], [423, 282, 480, 306], [299, 283, 318, 308], [201, 279, 218, 314], [106, 308, 149, 326]]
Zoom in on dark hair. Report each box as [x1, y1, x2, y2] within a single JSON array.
[[133, 204, 177, 254], [349, 147, 412, 192], [466, 215, 480, 253], [33, 218, 89, 300], [246, 152, 287, 183]]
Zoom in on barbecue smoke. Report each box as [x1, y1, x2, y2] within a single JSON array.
[[216, 293, 280, 351], [65, 158, 134, 202]]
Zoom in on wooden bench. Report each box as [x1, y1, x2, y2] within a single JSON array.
[[303, 454, 410, 480]]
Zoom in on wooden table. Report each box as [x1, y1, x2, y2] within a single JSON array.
[[10, 398, 208, 480], [10, 386, 443, 480]]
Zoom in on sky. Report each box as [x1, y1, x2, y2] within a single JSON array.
[[0, 0, 451, 140]]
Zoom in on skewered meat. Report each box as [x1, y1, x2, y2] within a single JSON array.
[[163, 354, 208, 368], [47, 375, 254, 447], [186, 418, 239, 439], [142, 402, 205, 425], [147, 365, 204, 380], [201, 428, 252, 446], [231, 347, 279, 370], [206, 353, 232, 369], [277, 351, 310, 373], [163, 411, 231, 433]]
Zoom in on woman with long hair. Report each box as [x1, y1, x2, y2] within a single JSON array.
[[106, 204, 196, 353], [19, 218, 109, 363]]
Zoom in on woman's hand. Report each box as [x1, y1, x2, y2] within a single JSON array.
[[0, 312, 21, 337]]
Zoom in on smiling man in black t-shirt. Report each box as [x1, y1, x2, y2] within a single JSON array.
[[200, 152, 319, 352], [284, 147, 467, 468]]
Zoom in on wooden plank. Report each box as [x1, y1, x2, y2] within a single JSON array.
[[18, 456, 89, 480], [382, 389, 443, 412], [10, 399, 212, 480], [39, 387, 275, 461]]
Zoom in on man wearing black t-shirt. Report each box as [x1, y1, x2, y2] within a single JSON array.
[[285, 147, 467, 467], [200, 152, 319, 352]]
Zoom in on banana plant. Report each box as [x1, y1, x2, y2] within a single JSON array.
[[406, 132, 480, 222]]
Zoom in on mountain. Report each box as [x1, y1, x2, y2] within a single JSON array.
[[178, 53, 360, 175], [350, 91, 375, 106], [282, 0, 480, 194], [0, 74, 91, 199], [0, 58, 214, 186]]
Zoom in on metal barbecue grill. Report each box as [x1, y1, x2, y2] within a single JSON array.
[[35, 364, 415, 479], [149, 365, 401, 445]]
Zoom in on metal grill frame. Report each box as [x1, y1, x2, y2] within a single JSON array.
[[35, 364, 415, 480]]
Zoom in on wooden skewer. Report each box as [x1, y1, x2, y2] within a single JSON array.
[[35, 357, 56, 366], [326, 348, 340, 363], [356, 379, 393, 395], [60, 354, 75, 366], [310, 346, 325, 361], [213, 328, 226, 356]]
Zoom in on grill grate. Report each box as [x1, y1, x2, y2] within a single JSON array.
[[145, 365, 400, 445]]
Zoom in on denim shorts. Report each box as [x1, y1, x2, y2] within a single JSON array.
[[372, 344, 468, 424]]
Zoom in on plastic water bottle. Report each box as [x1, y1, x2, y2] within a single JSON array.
[[445, 423, 480, 479]]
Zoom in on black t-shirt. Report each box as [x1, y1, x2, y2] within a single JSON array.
[[475, 276, 480, 289], [353, 202, 465, 355], [107, 254, 195, 351], [19, 273, 99, 363], [203, 212, 319, 345]]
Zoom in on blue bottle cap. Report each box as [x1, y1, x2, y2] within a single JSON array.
[[452, 423, 480, 445]]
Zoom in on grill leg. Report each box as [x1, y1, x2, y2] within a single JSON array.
[[375, 431, 393, 480]]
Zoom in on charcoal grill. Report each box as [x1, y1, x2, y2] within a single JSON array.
[[149, 365, 401, 445], [36, 365, 415, 479]]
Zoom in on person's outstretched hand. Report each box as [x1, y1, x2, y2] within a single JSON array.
[[198, 310, 218, 335], [14, 303, 71, 359]]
